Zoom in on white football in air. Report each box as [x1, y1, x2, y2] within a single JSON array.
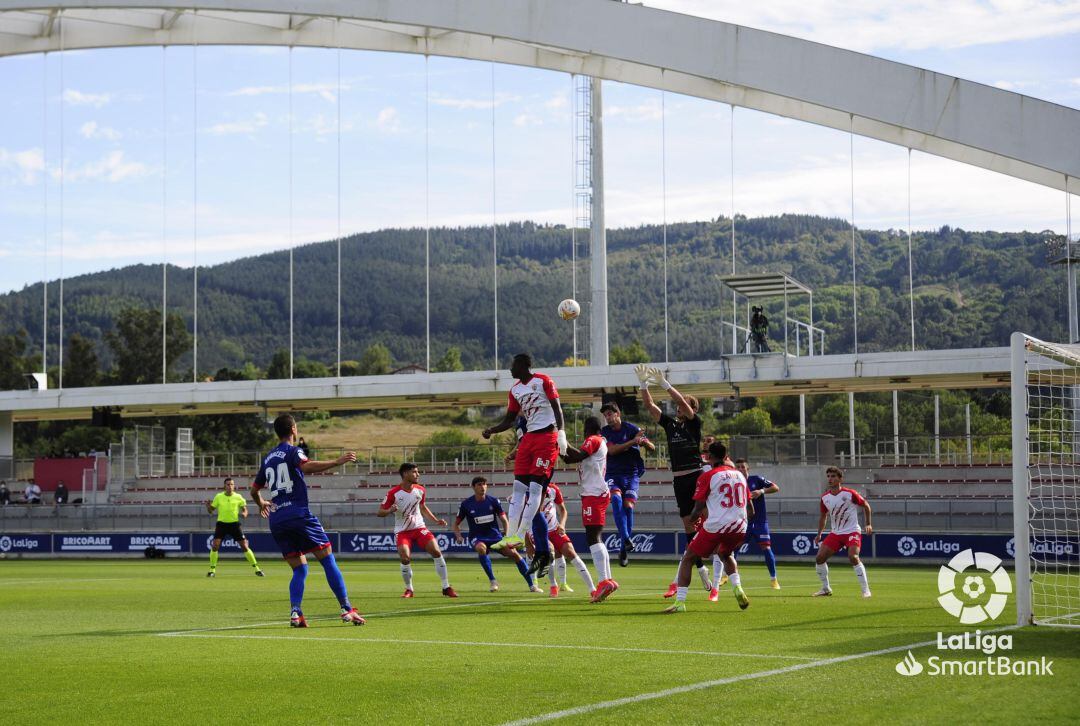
[[558, 299, 581, 321]]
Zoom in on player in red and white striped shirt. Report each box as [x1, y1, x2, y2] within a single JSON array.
[[482, 353, 567, 576], [664, 441, 752, 613], [377, 462, 457, 599], [813, 466, 873, 598]]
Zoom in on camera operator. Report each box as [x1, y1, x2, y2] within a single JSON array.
[[749, 306, 770, 353]]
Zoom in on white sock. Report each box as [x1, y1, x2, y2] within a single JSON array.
[[555, 555, 567, 586], [433, 556, 450, 588], [548, 561, 559, 588], [712, 554, 724, 588], [515, 481, 545, 539], [697, 565, 712, 590], [729, 571, 741, 589], [853, 563, 870, 593], [816, 563, 831, 591], [507, 480, 528, 534], [589, 543, 611, 582], [570, 556, 596, 592], [401, 563, 413, 590], [675, 585, 688, 603]]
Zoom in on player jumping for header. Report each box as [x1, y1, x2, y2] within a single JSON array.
[[813, 466, 873, 598], [251, 414, 365, 627], [665, 441, 752, 613], [482, 353, 568, 577], [378, 463, 457, 598]]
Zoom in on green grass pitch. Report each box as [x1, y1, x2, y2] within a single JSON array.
[[1, 557, 1077, 724]]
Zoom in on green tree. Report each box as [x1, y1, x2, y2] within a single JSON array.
[[266, 349, 290, 379], [65, 333, 100, 388], [0, 329, 37, 391], [357, 343, 392, 375], [106, 308, 192, 385], [720, 407, 773, 435], [433, 346, 464, 372], [339, 360, 362, 377], [295, 357, 331, 379], [609, 340, 650, 364], [413, 428, 490, 465]]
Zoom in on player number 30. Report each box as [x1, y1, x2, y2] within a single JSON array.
[[718, 482, 747, 508]]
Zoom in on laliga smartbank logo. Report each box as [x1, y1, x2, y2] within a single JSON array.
[[894, 550, 1054, 678], [937, 549, 1011, 624]]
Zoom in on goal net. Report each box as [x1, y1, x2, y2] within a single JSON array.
[[1012, 333, 1080, 627]]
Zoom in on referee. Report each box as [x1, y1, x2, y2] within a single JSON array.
[[206, 477, 263, 578]]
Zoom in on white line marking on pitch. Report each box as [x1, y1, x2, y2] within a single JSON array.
[[498, 625, 1022, 725], [157, 632, 815, 661], [156, 597, 541, 636], [0, 577, 129, 586]]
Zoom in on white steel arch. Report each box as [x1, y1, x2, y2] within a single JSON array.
[[0, 0, 1077, 194]]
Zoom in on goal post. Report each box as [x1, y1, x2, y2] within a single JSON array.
[[1011, 332, 1080, 627]]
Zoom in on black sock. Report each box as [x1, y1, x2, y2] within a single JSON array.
[[694, 556, 703, 569]]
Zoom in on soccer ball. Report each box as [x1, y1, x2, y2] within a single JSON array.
[[558, 299, 580, 321]]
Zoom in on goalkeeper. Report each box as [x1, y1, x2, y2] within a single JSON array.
[[634, 364, 713, 597]]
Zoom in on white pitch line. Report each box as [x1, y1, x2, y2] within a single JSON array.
[[157, 632, 816, 661], [498, 624, 1023, 726], [0, 577, 129, 586], [157, 597, 541, 636]]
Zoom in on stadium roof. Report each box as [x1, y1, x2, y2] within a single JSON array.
[[719, 274, 812, 299], [0, 0, 1076, 193]]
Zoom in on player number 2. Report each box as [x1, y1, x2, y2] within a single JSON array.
[[264, 463, 294, 497]]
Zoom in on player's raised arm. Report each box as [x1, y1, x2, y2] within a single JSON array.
[[560, 442, 588, 464], [300, 450, 357, 475], [635, 363, 662, 422], [649, 367, 694, 420]]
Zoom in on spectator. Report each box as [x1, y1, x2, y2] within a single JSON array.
[[0, 481, 9, 506], [297, 437, 311, 459], [24, 481, 42, 505], [55, 481, 69, 506]]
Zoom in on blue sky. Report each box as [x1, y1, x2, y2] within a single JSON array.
[[0, 0, 1077, 294]]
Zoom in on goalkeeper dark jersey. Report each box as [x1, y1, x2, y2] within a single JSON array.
[[658, 412, 703, 472]]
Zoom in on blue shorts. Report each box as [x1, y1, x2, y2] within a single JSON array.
[[607, 474, 641, 501], [470, 535, 505, 551], [270, 512, 332, 557], [746, 521, 772, 546]]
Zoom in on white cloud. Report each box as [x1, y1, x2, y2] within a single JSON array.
[[78, 121, 122, 141], [228, 82, 343, 102], [647, 0, 1080, 52], [206, 112, 269, 136], [59, 150, 149, 183], [606, 99, 663, 122], [512, 113, 542, 127], [431, 93, 520, 110], [376, 106, 401, 133], [62, 89, 111, 108], [0, 147, 45, 184]]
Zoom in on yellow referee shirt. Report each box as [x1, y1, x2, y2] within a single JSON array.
[[210, 492, 247, 523]]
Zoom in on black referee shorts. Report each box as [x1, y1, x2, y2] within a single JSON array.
[[213, 521, 246, 542], [672, 472, 700, 518]]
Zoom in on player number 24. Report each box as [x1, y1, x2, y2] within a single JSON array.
[[263, 463, 295, 496]]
